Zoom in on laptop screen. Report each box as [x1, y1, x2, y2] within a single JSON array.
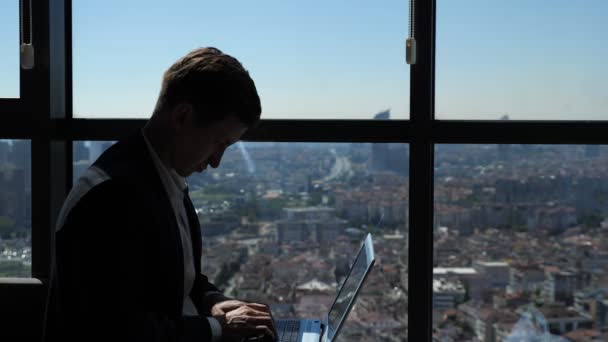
[[326, 234, 375, 341]]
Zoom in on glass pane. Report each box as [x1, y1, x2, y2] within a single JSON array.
[[0, 1, 20, 98], [0, 140, 31, 277], [75, 140, 409, 341], [73, 1, 409, 120], [72, 141, 116, 183], [436, 1, 608, 120], [433, 144, 608, 341]]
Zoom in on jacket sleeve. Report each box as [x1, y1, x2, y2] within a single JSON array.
[[191, 272, 232, 315], [54, 180, 213, 342]]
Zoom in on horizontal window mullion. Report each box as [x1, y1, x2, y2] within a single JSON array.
[[50, 119, 415, 143], [0, 116, 39, 138], [432, 121, 608, 144], [0, 99, 36, 120], [247, 120, 413, 142], [0, 99, 22, 112], [50, 119, 608, 145]]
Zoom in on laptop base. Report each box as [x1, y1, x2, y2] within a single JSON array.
[[276, 318, 321, 342]]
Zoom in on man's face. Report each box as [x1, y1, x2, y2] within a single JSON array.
[[172, 109, 248, 177]]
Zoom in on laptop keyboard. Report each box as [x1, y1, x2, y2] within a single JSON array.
[[276, 319, 301, 342]]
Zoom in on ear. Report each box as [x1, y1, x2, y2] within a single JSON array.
[[170, 102, 193, 134]]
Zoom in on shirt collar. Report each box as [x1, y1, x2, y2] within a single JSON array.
[[142, 129, 188, 195]]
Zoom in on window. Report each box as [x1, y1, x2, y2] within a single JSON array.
[[2, 1, 608, 341], [436, 0, 608, 120], [197, 142, 408, 341], [0, 140, 31, 277], [433, 144, 608, 340], [72, 141, 116, 182], [0, 1, 20, 98], [72, 0, 410, 120], [74, 141, 409, 341]]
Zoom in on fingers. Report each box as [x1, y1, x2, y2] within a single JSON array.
[[213, 300, 268, 315], [224, 306, 276, 340], [218, 301, 278, 340], [245, 303, 277, 337], [245, 302, 271, 312], [226, 306, 272, 323], [211, 299, 248, 316]]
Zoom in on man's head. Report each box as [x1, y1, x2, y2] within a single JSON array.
[[149, 47, 261, 177], [155, 47, 261, 127]]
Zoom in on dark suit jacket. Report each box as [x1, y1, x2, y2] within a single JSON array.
[[44, 130, 228, 342]]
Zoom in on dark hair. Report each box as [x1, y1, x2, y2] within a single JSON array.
[[156, 47, 261, 127]]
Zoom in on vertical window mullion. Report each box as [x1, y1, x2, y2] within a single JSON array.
[[31, 137, 50, 280], [29, 0, 51, 281], [408, 0, 436, 340], [31, 0, 68, 281]]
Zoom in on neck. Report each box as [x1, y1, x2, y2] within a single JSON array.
[[143, 115, 175, 169]]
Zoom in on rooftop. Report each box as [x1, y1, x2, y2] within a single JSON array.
[[433, 267, 478, 276], [433, 278, 465, 293]]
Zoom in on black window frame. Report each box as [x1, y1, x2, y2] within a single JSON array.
[[1, 0, 608, 341], [0, 0, 45, 120]]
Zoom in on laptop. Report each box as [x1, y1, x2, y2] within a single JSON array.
[[274, 233, 376, 342]]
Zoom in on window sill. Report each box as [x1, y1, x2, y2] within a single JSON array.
[[0, 278, 43, 286]]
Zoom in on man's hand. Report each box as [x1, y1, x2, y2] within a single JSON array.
[[211, 300, 277, 341]]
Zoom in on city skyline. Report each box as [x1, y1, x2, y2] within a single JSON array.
[[2, 1, 608, 340], [4, 140, 608, 339]]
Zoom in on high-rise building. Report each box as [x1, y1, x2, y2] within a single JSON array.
[[472, 261, 510, 301], [0, 140, 10, 164], [544, 269, 591, 305], [374, 110, 390, 120], [8, 140, 31, 190], [72, 160, 90, 184], [498, 144, 511, 161], [73, 141, 89, 162], [276, 207, 347, 244], [371, 110, 408, 174], [0, 167, 27, 227], [433, 278, 466, 309]]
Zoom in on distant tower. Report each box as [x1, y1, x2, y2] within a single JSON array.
[[498, 144, 511, 161], [497, 115, 512, 161], [371, 110, 408, 174], [9, 140, 31, 190], [374, 109, 390, 120], [372, 110, 391, 172], [88, 141, 105, 163], [73, 141, 89, 162]]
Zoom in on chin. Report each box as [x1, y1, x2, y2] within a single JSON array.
[[176, 168, 190, 178]]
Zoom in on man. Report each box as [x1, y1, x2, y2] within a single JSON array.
[[45, 47, 277, 342]]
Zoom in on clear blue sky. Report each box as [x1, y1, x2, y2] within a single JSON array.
[[436, 0, 608, 120], [0, 1, 19, 99], [1, 0, 607, 120]]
